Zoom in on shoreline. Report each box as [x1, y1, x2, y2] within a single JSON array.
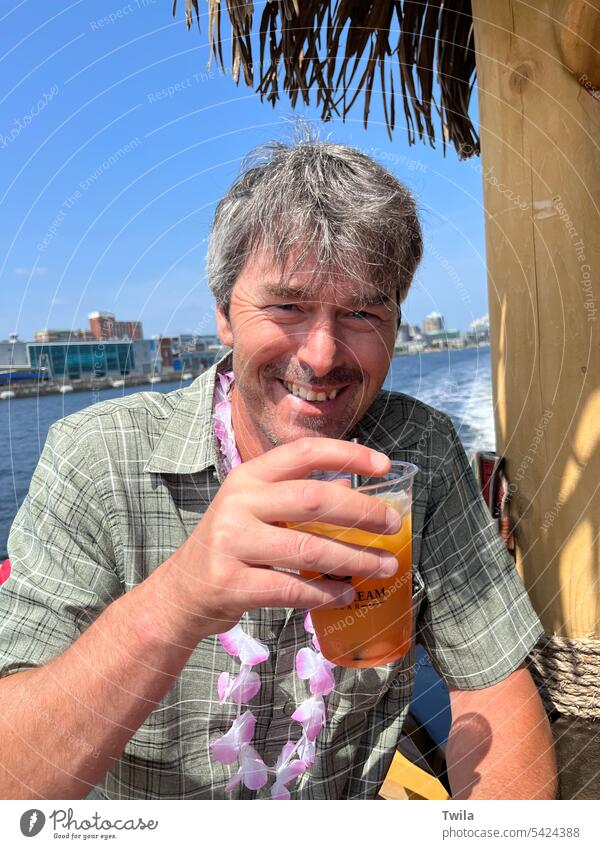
[[394, 341, 489, 356], [0, 370, 203, 401]]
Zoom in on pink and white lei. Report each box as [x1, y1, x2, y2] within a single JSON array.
[[210, 370, 336, 799]]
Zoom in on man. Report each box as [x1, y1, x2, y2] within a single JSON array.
[[0, 139, 556, 800]]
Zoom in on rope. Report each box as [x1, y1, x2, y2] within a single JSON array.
[[527, 635, 600, 719]]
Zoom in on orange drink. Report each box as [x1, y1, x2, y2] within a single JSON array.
[[289, 462, 418, 668]]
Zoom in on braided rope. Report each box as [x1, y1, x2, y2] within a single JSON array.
[[527, 635, 600, 719]]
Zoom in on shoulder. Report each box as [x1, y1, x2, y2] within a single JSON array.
[[44, 387, 186, 452], [370, 390, 453, 427], [50, 389, 181, 431], [361, 390, 456, 451]]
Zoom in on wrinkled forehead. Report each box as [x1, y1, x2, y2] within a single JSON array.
[[237, 243, 396, 308]]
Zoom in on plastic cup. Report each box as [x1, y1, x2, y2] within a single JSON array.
[[289, 462, 418, 668]]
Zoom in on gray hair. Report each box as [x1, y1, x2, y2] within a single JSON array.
[[206, 133, 423, 316]]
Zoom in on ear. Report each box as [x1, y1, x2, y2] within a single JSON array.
[[216, 303, 233, 346]]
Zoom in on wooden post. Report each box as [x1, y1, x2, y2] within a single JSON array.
[[471, 1, 600, 642]]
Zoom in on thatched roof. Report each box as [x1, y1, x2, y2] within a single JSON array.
[[173, 1, 479, 159]]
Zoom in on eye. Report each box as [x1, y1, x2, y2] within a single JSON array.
[[348, 310, 375, 320], [274, 303, 300, 312]]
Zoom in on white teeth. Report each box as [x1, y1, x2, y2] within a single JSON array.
[[282, 380, 343, 402]]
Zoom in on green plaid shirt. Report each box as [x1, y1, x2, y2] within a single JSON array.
[[1, 352, 543, 799]]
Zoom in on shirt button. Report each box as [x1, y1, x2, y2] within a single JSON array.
[[284, 700, 295, 716]]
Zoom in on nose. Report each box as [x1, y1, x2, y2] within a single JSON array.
[[296, 316, 341, 377]]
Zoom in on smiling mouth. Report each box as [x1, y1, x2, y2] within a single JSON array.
[[278, 379, 349, 402]]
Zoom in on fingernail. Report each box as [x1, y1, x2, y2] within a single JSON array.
[[341, 586, 355, 605], [386, 507, 402, 533], [379, 552, 398, 576], [371, 451, 390, 472]]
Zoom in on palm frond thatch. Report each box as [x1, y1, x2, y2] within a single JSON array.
[[173, 0, 479, 159]]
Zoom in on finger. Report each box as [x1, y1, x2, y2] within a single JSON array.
[[232, 524, 398, 579], [247, 479, 403, 535], [237, 436, 391, 484], [234, 566, 356, 611]]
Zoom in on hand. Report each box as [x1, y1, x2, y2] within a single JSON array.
[[166, 437, 403, 636]]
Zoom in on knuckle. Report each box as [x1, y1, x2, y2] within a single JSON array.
[[299, 481, 322, 514], [281, 580, 305, 609], [291, 437, 314, 458], [297, 533, 321, 570], [225, 464, 242, 484], [206, 523, 229, 556], [374, 499, 390, 527]]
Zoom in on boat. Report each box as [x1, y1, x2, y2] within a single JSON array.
[[182, 372, 193, 380], [0, 390, 15, 400], [58, 385, 73, 394], [111, 379, 125, 388], [148, 376, 162, 384]]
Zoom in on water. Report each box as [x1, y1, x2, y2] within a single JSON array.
[[383, 346, 495, 452], [0, 347, 494, 556]]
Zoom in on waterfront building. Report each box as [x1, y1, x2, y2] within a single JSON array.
[[0, 336, 28, 366], [27, 339, 155, 381], [423, 311, 444, 334], [169, 334, 222, 372], [34, 329, 94, 343], [423, 328, 463, 349], [406, 339, 427, 354], [0, 335, 47, 386], [157, 336, 174, 369], [88, 311, 143, 341], [467, 314, 490, 344]]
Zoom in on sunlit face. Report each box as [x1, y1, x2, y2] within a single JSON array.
[[216, 246, 399, 461]]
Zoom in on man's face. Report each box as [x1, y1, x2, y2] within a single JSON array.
[[216, 246, 398, 459]]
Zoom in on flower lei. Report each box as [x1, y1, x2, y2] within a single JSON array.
[[210, 371, 337, 799]]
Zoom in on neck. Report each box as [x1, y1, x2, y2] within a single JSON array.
[[229, 384, 273, 462]]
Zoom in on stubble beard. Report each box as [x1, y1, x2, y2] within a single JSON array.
[[239, 380, 361, 448]]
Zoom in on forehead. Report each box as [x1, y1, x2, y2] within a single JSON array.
[[235, 245, 392, 307]]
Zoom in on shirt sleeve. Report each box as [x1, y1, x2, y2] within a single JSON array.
[[415, 414, 544, 689], [0, 419, 123, 678]]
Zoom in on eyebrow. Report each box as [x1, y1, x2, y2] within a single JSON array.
[[262, 282, 390, 309]]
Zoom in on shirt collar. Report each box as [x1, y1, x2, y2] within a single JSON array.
[[144, 349, 418, 475], [143, 349, 232, 475]]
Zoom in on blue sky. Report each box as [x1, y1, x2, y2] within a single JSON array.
[[0, 0, 487, 342]]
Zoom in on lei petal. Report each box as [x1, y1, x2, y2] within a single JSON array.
[[271, 743, 307, 799], [217, 667, 261, 705], [238, 743, 269, 790], [210, 710, 257, 764], [271, 760, 307, 800], [218, 623, 270, 666], [303, 611, 321, 652], [291, 695, 327, 742], [308, 660, 336, 696], [213, 370, 241, 473], [275, 741, 297, 769], [297, 735, 317, 767], [295, 647, 336, 696], [225, 744, 267, 792], [270, 781, 292, 801]]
